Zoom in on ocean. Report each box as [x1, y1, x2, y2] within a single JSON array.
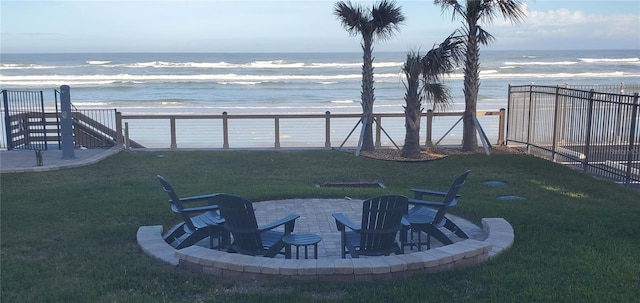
[[2, 49, 638, 114], [1, 49, 638, 148]]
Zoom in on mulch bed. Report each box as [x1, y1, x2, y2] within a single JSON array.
[[354, 145, 525, 162]]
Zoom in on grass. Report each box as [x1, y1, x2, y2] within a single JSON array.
[[1, 149, 639, 302]]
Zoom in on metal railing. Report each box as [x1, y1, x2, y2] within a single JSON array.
[[507, 84, 640, 187], [1, 90, 48, 150], [71, 109, 119, 148], [565, 83, 640, 95], [1, 89, 120, 150], [118, 110, 506, 150], [2, 86, 507, 151]]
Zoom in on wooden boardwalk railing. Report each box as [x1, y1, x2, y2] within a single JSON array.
[[117, 110, 506, 150]]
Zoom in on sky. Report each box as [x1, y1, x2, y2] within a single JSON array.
[[1, 0, 639, 53]]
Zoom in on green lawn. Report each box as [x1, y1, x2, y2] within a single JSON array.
[[1, 150, 639, 302]]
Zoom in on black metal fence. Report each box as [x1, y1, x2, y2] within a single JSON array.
[[1, 89, 119, 150], [71, 109, 119, 148], [1, 90, 49, 150], [507, 84, 640, 187], [52, 89, 118, 149]]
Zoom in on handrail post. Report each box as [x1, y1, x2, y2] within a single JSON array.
[[506, 84, 511, 146], [582, 90, 595, 172], [124, 122, 130, 150], [274, 117, 280, 148], [557, 85, 566, 145], [498, 108, 505, 145], [115, 111, 123, 148], [551, 87, 561, 161], [325, 111, 331, 148], [170, 117, 177, 149], [425, 109, 433, 148], [375, 115, 381, 147], [59, 85, 75, 159], [526, 84, 535, 153], [624, 93, 639, 186], [39, 90, 48, 151], [2, 90, 10, 150], [222, 112, 229, 149]]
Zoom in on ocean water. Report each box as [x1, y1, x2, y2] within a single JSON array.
[[2, 49, 638, 115], [1, 49, 638, 148]]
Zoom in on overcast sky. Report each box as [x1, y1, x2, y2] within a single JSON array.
[[1, 0, 639, 53]]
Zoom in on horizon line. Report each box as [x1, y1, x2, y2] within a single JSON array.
[[1, 48, 638, 55]]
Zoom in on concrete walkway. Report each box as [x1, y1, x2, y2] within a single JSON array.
[[0, 147, 121, 173]]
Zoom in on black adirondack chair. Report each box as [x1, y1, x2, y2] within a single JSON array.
[[333, 195, 408, 258], [212, 194, 300, 257], [157, 175, 226, 249], [403, 170, 471, 250]]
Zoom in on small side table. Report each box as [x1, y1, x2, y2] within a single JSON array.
[[282, 234, 322, 259]]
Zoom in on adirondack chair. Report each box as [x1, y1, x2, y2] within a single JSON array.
[[212, 194, 300, 257], [403, 170, 471, 250], [333, 195, 408, 258], [157, 175, 227, 249]]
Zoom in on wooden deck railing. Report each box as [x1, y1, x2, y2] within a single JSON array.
[[116, 110, 506, 150]]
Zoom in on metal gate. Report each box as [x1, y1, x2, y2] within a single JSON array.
[[2, 90, 50, 150], [507, 84, 640, 188]]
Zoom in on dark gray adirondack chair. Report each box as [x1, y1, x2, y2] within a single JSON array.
[[403, 170, 470, 250], [212, 194, 300, 257], [333, 195, 408, 258], [157, 175, 226, 249]]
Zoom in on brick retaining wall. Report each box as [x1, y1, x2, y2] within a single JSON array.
[[137, 218, 514, 281]]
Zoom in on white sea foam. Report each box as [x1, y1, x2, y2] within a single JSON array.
[[478, 71, 631, 79], [0, 79, 122, 86], [129, 61, 184, 68], [375, 73, 402, 79], [71, 102, 113, 107], [122, 61, 234, 69], [218, 81, 261, 85], [159, 101, 182, 105], [98, 60, 403, 70], [0, 58, 381, 72], [310, 62, 361, 68], [330, 99, 355, 104], [249, 60, 306, 68], [189, 61, 236, 68], [579, 57, 640, 63], [2, 69, 635, 87], [0, 63, 55, 70], [373, 62, 404, 68], [86, 60, 111, 65], [504, 61, 577, 66], [0, 73, 369, 84]]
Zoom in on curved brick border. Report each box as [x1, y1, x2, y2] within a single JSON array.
[[137, 218, 514, 281]]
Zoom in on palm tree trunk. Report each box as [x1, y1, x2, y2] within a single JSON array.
[[462, 24, 480, 151], [360, 36, 375, 151], [401, 54, 422, 158], [401, 105, 422, 158]]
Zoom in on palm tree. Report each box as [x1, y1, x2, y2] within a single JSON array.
[[401, 36, 464, 158], [435, 0, 526, 151], [334, 0, 404, 151], [401, 53, 423, 158]]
